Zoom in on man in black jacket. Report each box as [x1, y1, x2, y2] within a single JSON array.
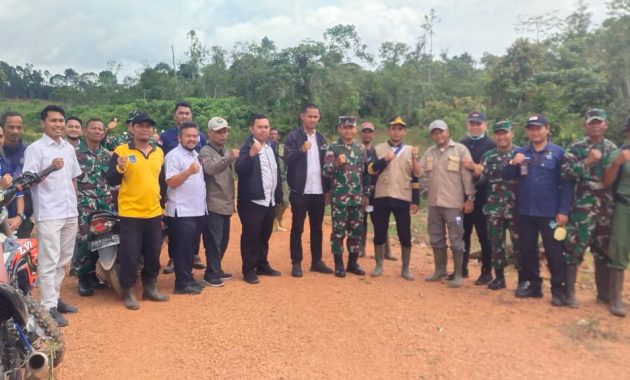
[[235, 114, 283, 284], [284, 104, 333, 277]]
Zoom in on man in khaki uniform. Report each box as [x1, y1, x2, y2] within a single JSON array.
[[418, 120, 476, 288]]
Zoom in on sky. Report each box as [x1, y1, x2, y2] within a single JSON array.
[[0, 0, 609, 79]]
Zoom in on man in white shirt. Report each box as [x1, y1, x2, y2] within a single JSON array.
[[165, 122, 209, 294], [23, 105, 82, 327], [283, 104, 333, 277]]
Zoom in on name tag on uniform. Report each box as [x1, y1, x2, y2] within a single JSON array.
[[128, 154, 137, 164]]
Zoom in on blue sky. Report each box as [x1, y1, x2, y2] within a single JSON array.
[[0, 0, 608, 78]]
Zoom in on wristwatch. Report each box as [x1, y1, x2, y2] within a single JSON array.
[[467, 195, 475, 202]]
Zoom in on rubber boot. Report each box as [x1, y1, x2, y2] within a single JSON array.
[[609, 268, 626, 317], [595, 262, 610, 303], [565, 264, 578, 308], [123, 287, 139, 310], [384, 237, 397, 261], [334, 254, 346, 278], [425, 248, 447, 282], [77, 273, 94, 297], [371, 244, 385, 277], [346, 252, 365, 276], [401, 247, 414, 281], [446, 250, 464, 288], [142, 276, 169, 302]]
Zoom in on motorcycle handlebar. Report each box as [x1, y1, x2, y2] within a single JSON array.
[[0, 164, 61, 209]]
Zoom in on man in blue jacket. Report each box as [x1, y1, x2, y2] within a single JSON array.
[[504, 114, 573, 306], [284, 104, 333, 277], [235, 114, 283, 284]]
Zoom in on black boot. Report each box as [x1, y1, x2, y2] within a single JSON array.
[[141, 276, 169, 302], [346, 252, 365, 275], [334, 255, 346, 278], [488, 268, 506, 290], [565, 264, 578, 308], [474, 269, 493, 285], [595, 261, 610, 303], [78, 273, 94, 297], [88, 272, 107, 289]]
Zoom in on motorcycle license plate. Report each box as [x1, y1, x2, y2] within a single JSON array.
[[89, 235, 120, 251]]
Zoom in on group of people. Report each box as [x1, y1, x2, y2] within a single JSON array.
[[0, 102, 629, 328]]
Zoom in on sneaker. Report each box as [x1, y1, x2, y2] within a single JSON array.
[[173, 284, 203, 295], [474, 271, 493, 286], [291, 264, 303, 278], [203, 277, 225, 287], [49, 307, 68, 327], [219, 271, 232, 280]]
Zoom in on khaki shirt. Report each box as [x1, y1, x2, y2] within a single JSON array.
[[199, 142, 236, 216], [419, 139, 475, 208]]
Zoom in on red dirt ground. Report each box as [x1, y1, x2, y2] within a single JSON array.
[[52, 211, 630, 379]]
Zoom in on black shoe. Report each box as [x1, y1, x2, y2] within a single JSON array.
[[244, 273, 260, 284], [310, 261, 333, 274], [203, 277, 224, 287], [49, 307, 68, 327], [163, 259, 174, 274], [78, 275, 94, 297], [174, 284, 203, 295], [488, 277, 506, 290], [257, 265, 281, 276], [193, 255, 206, 270], [57, 299, 78, 314], [291, 264, 303, 278], [335, 268, 346, 278], [88, 272, 107, 289], [219, 271, 232, 281], [346, 264, 366, 276], [551, 293, 566, 307], [475, 271, 493, 286], [515, 282, 543, 298], [333, 255, 346, 277]]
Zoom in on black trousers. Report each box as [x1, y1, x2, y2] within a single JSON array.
[[167, 222, 201, 260], [463, 198, 492, 272], [517, 214, 566, 295], [372, 198, 411, 248], [119, 216, 163, 288], [168, 215, 204, 289], [203, 211, 231, 279], [289, 193, 325, 265], [238, 201, 275, 276]]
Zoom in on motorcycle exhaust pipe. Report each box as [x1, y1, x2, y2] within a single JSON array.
[[26, 351, 49, 379]]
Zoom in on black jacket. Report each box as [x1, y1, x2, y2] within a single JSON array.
[[235, 135, 283, 205], [283, 126, 330, 194], [460, 135, 496, 202]]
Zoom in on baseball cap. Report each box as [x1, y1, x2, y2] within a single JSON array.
[[467, 112, 487, 123], [584, 108, 607, 123], [360, 122, 375, 132], [493, 120, 512, 133], [131, 112, 156, 126], [208, 117, 230, 131], [337, 116, 357, 127], [126, 110, 140, 123], [428, 120, 448, 132], [525, 114, 549, 127], [388, 115, 407, 127]]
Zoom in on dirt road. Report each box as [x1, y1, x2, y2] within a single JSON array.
[[53, 213, 630, 379]]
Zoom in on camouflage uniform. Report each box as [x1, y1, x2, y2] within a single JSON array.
[[72, 140, 114, 275], [323, 139, 370, 256], [102, 133, 131, 151], [478, 146, 520, 271], [562, 137, 617, 265]]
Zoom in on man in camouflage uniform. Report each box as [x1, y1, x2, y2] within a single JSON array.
[[73, 118, 114, 296], [270, 127, 289, 232], [323, 116, 370, 277], [103, 110, 158, 151], [562, 108, 617, 308], [474, 120, 520, 290]]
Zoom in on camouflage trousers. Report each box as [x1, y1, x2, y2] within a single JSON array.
[[331, 205, 364, 256], [564, 206, 611, 265], [71, 204, 98, 275], [487, 216, 520, 271]]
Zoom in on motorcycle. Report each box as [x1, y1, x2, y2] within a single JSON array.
[[0, 165, 65, 379], [89, 210, 123, 297]]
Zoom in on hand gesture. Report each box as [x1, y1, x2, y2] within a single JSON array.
[[384, 151, 395, 162], [336, 153, 346, 166], [117, 155, 128, 171], [473, 164, 484, 177], [230, 149, 240, 160], [250, 140, 263, 157], [0, 174, 12, 189], [584, 149, 602, 166], [462, 200, 474, 214], [411, 146, 419, 158], [556, 214, 568, 227], [52, 158, 64, 170], [511, 153, 526, 165], [302, 141, 312, 152], [187, 161, 200, 175], [410, 204, 419, 215], [107, 118, 118, 131]]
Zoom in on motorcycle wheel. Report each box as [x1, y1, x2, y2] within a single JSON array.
[[23, 297, 65, 367], [96, 261, 124, 298]]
